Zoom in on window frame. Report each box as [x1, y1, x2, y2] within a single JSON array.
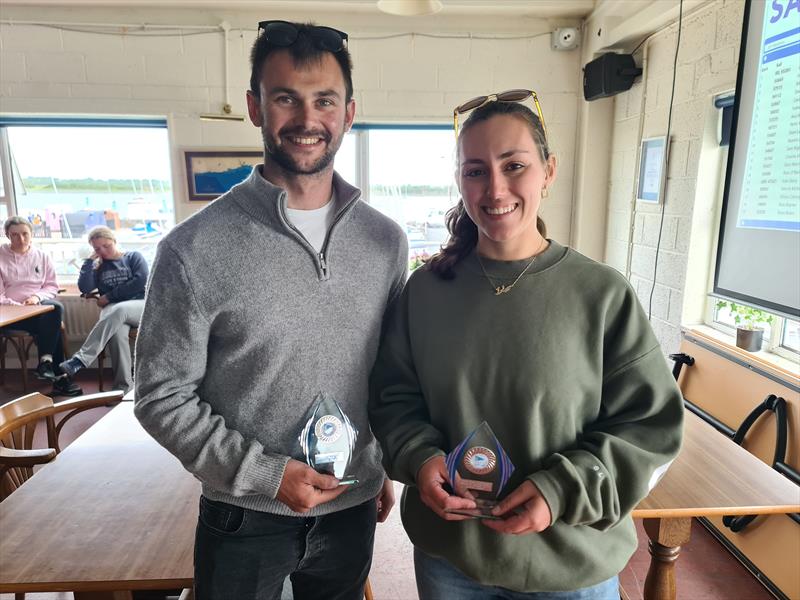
[[348, 123, 453, 201], [0, 128, 17, 218], [344, 124, 458, 268], [0, 117, 175, 283]]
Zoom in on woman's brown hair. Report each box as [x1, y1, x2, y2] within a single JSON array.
[[427, 101, 550, 280]]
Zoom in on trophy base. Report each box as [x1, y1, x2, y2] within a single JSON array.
[[444, 507, 502, 520], [444, 499, 502, 520]]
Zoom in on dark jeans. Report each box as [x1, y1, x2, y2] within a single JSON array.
[[1, 299, 65, 367], [415, 548, 620, 600], [194, 496, 377, 600]]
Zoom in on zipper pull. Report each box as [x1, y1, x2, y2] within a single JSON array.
[[318, 252, 328, 277]]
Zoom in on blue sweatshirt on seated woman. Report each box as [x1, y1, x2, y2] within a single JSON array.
[[78, 251, 148, 303]]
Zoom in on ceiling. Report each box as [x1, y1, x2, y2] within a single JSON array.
[[0, 0, 598, 19]]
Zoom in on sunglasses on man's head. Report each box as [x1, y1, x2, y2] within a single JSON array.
[[453, 89, 548, 142], [257, 20, 348, 53]]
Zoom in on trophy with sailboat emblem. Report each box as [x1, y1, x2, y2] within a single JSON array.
[[444, 421, 514, 519], [299, 393, 358, 485]]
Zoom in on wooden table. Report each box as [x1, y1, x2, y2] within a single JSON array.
[[0, 406, 797, 600], [0, 303, 54, 328], [0, 402, 199, 599], [631, 411, 800, 600]]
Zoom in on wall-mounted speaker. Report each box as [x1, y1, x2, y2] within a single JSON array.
[[583, 53, 643, 101]]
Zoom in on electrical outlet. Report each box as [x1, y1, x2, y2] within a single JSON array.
[[552, 27, 580, 51]]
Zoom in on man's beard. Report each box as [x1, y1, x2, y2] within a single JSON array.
[[262, 127, 342, 176]]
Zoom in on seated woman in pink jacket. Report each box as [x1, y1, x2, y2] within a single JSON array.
[[0, 216, 81, 396]]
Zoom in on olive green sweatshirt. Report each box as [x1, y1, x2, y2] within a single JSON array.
[[369, 241, 683, 592]]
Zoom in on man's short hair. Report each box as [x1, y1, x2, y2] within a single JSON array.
[[249, 21, 354, 103], [4, 216, 32, 236]]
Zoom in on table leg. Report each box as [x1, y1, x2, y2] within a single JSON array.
[[642, 517, 692, 600]]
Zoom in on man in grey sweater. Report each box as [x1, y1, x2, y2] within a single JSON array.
[[134, 21, 407, 600]]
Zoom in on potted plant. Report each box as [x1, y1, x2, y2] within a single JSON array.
[[715, 300, 774, 352]]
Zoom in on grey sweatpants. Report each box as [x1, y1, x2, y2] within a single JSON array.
[[74, 299, 144, 393]]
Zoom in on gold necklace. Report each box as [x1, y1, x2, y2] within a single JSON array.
[[476, 239, 547, 296]]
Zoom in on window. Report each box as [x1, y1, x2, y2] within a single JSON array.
[[338, 127, 457, 263], [367, 129, 457, 258], [0, 122, 456, 278], [333, 131, 357, 185], [0, 119, 174, 280]]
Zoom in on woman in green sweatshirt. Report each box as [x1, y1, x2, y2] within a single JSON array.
[[368, 98, 684, 599]]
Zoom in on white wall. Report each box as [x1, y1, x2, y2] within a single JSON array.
[[0, 5, 582, 240], [1, 0, 752, 355], [603, 0, 744, 352]]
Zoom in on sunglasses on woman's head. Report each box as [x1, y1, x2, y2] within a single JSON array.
[[453, 89, 548, 142], [257, 20, 348, 53]]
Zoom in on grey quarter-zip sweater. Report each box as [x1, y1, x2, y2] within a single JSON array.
[[134, 166, 408, 516]]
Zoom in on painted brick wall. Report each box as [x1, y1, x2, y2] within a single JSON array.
[[604, 0, 745, 352], [0, 7, 581, 239]]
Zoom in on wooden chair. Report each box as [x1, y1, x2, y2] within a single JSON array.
[[96, 326, 138, 391], [0, 329, 36, 391], [0, 323, 69, 393], [0, 390, 124, 501], [364, 578, 374, 600]]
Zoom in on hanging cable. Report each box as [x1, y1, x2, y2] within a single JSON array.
[[647, 0, 684, 321], [0, 19, 220, 35]]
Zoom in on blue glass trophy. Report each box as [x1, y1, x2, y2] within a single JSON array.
[[298, 393, 358, 485], [444, 421, 514, 519]]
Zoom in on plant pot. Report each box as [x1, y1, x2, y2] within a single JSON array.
[[736, 327, 763, 352]]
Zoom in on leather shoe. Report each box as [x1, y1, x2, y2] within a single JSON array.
[[34, 360, 57, 381], [52, 376, 82, 397]]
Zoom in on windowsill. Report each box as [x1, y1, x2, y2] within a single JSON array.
[[683, 324, 800, 384]]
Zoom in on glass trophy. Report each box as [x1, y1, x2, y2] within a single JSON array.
[[444, 421, 514, 519], [298, 393, 358, 486]]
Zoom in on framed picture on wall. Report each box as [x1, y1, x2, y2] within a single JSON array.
[[184, 150, 262, 201], [636, 136, 668, 203]]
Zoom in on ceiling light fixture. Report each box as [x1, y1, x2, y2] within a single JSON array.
[[377, 0, 444, 16], [200, 103, 245, 122]]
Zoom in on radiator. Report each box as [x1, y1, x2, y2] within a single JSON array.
[[61, 295, 102, 350]]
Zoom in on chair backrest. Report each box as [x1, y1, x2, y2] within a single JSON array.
[[0, 390, 124, 500], [0, 393, 56, 499]]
